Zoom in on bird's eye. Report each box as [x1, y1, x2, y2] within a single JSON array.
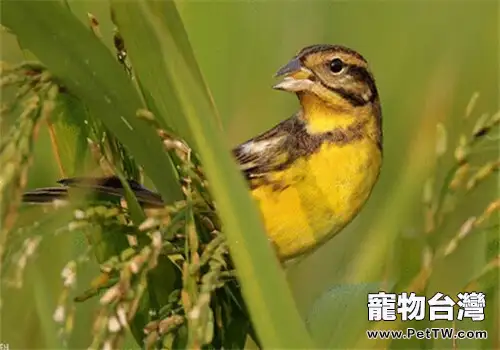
[[329, 58, 344, 74]]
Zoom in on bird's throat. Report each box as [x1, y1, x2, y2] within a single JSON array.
[[298, 92, 362, 134]]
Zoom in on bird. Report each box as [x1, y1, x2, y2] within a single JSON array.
[[22, 44, 382, 261]]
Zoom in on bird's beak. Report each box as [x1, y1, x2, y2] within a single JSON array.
[[273, 57, 314, 92]]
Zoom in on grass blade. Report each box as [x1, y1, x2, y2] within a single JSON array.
[[1, 0, 182, 202], [1, 3, 184, 345], [111, 1, 313, 347]]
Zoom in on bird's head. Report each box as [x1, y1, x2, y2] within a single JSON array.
[[273, 44, 379, 110]]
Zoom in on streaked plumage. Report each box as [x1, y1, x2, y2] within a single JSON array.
[[23, 44, 383, 260]]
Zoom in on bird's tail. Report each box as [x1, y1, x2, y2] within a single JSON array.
[[22, 187, 70, 204], [22, 176, 165, 208]]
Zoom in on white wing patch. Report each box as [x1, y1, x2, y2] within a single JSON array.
[[240, 136, 284, 155], [237, 136, 286, 172]]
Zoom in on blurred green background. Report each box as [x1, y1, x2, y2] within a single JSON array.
[[1, 0, 498, 348]]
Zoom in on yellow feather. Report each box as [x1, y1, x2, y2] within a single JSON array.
[[251, 126, 381, 259]]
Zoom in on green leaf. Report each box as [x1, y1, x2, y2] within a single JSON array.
[[110, 1, 220, 148], [1, 0, 182, 203], [114, 170, 145, 225], [306, 283, 381, 348], [110, 1, 313, 348], [50, 93, 91, 176], [18, 47, 90, 177], [1, 3, 184, 345]]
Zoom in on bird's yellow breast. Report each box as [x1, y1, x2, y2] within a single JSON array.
[[250, 138, 381, 259]]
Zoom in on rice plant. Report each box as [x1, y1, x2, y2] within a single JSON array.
[[1, 1, 498, 349]]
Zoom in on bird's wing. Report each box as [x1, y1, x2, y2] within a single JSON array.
[[232, 117, 299, 180], [23, 117, 303, 205]]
